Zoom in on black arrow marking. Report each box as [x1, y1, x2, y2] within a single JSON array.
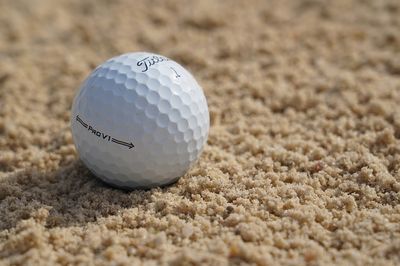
[[111, 138, 134, 149], [170, 67, 181, 78], [76, 114, 134, 150], [76, 115, 88, 128]]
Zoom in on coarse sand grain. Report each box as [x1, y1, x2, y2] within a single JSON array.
[[1, 0, 400, 265]]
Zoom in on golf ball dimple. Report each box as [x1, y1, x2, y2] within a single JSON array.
[[70, 52, 210, 189]]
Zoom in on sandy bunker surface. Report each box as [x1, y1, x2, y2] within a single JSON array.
[[1, 0, 400, 265]]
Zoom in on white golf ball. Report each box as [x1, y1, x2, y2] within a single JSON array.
[[70, 52, 209, 189]]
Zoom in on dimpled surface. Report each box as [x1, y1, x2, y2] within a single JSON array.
[[71, 52, 209, 189]]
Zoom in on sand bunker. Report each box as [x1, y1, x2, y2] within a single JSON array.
[[1, 0, 400, 265]]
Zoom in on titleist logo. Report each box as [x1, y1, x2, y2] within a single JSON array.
[[137, 55, 169, 72]]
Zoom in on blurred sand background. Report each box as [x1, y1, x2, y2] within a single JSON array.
[[1, 0, 400, 265]]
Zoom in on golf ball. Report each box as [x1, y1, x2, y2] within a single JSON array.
[[70, 52, 209, 189]]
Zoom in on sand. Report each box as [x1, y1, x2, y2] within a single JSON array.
[[1, 0, 400, 265]]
